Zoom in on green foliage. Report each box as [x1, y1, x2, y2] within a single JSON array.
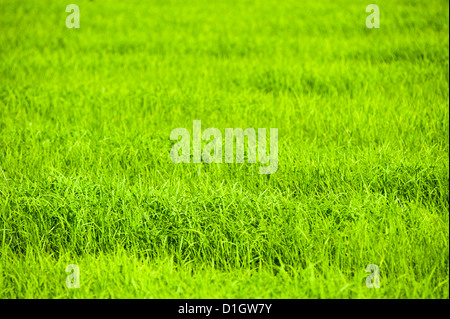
[[0, 0, 448, 298]]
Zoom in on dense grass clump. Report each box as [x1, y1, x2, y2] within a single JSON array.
[[0, 0, 448, 298]]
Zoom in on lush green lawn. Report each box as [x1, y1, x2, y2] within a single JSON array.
[[0, 0, 448, 298]]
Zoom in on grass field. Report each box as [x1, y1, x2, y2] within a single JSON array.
[[0, 0, 449, 299]]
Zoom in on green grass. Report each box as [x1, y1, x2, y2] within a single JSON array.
[[0, 0, 448, 298]]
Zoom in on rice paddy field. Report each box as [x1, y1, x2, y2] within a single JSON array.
[[0, 0, 448, 299]]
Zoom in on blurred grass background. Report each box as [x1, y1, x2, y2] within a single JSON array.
[[0, 0, 448, 298]]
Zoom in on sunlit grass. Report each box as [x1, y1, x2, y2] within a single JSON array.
[[0, 0, 448, 298]]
